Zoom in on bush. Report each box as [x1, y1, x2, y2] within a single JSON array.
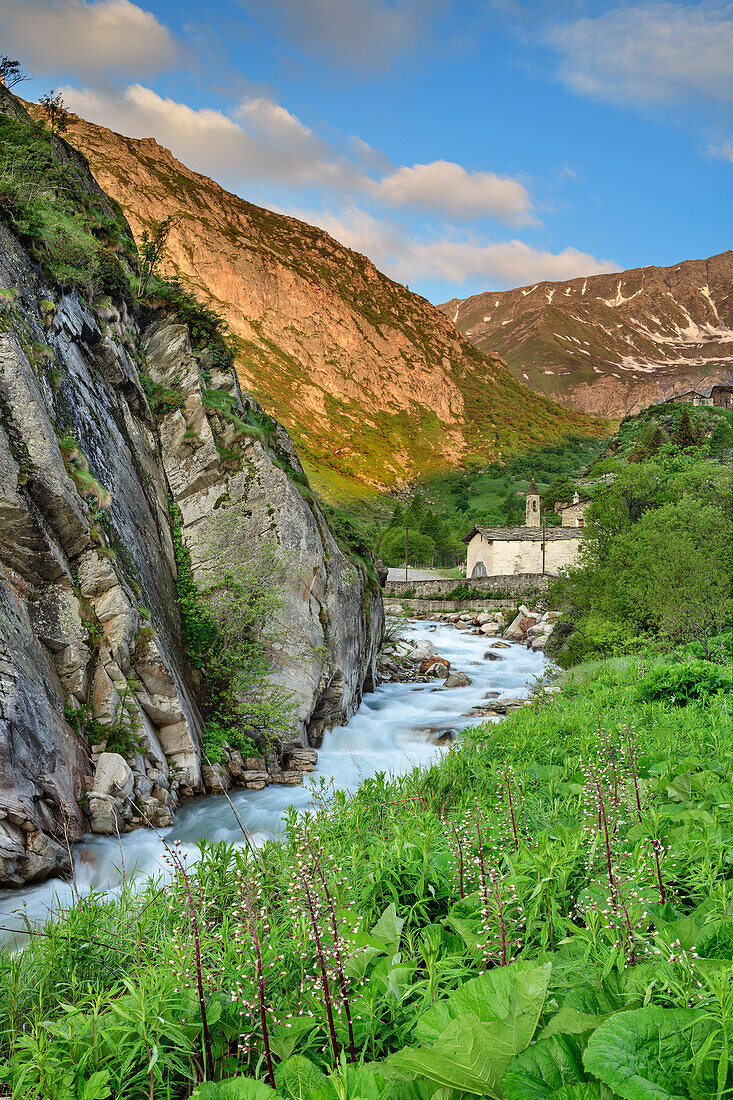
[[638, 660, 732, 706]]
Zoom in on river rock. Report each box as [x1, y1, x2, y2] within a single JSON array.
[[484, 651, 503, 661], [444, 671, 472, 688], [420, 656, 450, 677]]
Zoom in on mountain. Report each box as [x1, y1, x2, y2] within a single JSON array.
[[440, 253, 733, 417], [49, 108, 604, 501]]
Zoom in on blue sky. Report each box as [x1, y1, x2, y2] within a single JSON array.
[[2, 0, 732, 302]]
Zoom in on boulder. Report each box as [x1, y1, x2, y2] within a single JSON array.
[[202, 764, 230, 793], [420, 656, 450, 677], [444, 671, 472, 688], [92, 753, 134, 799], [503, 613, 526, 641], [479, 622, 500, 636], [484, 651, 503, 661], [410, 638, 438, 661]]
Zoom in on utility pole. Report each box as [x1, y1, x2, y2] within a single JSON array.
[[405, 524, 408, 583], [542, 510, 546, 575]]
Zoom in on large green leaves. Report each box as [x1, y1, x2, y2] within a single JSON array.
[[416, 960, 551, 1043], [388, 961, 551, 1098], [275, 1055, 327, 1100], [583, 1006, 712, 1100], [503, 1032, 591, 1099]]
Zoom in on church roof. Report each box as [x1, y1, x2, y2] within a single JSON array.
[[462, 525, 585, 545], [528, 476, 538, 494]]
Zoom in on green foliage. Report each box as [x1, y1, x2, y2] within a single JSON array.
[[0, 112, 134, 293], [169, 498, 296, 759], [379, 527, 436, 567], [549, 450, 733, 666], [148, 276, 238, 370], [638, 661, 731, 706], [3, 655, 731, 1097]]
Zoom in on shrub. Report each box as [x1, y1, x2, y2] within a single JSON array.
[[638, 660, 732, 706]]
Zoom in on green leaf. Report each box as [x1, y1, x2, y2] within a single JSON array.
[[583, 1006, 712, 1100], [268, 1017, 318, 1061], [390, 1015, 515, 1097], [191, 1080, 278, 1100], [80, 1071, 112, 1100], [540, 1008, 608, 1040], [416, 961, 551, 1043], [503, 1032, 591, 1099], [370, 903, 405, 956], [549, 1087, 613, 1099], [275, 1055, 328, 1100]]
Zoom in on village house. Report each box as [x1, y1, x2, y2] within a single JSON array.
[[556, 492, 589, 527], [464, 478, 585, 578]]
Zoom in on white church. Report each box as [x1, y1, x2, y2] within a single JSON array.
[[463, 478, 586, 578]]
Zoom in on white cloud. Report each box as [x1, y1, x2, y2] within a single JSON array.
[[0, 0, 181, 81], [62, 84, 535, 219], [547, 2, 733, 108], [62, 84, 368, 190], [709, 137, 733, 161], [281, 205, 619, 289], [377, 160, 533, 224], [237, 0, 445, 69]]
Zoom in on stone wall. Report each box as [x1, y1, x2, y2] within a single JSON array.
[[384, 574, 552, 599]]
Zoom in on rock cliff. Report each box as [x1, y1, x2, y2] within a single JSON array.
[[441, 252, 733, 417], [0, 93, 382, 887]]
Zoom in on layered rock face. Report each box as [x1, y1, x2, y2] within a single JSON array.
[[441, 252, 733, 417], [0, 225, 381, 886], [52, 109, 603, 495]]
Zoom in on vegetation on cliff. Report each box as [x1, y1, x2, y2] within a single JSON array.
[[0, 654, 730, 1097]]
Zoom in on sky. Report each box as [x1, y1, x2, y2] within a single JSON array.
[[2, 0, 732, 303]]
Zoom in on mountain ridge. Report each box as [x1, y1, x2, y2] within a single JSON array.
[[45, 105, 605, 501], [440, 251, 733, 417]]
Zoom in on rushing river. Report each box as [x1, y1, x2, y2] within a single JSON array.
[[0, 619, 545, 945]]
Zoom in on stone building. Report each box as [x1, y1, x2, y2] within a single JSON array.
[[556, 492, 589, 527], [464, 478, 584, 578]]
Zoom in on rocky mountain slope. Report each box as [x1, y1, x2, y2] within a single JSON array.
[[50, 109, 604, 500], [440, 253, 733, 417], [0, 87, 381, 887]]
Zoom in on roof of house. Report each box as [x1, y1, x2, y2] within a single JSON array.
[[462, 525, 586, 545], [557, 496, 589, 512]]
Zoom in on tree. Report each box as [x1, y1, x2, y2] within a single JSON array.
[[542, 476, 576, 513], [502, 490, 523, 526], [641, 420, 669, 457], [386, 501, 405, 529], [0, 56, 29, 89], [137, 214, 179, 297], [674, 406, 702, 451], [378, 527, 436, 567], [39, 91, 69, 156]]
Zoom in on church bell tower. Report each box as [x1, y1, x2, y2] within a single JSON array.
[[526, 476, 541, 527]]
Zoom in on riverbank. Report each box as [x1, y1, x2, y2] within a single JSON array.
[[1, 648, 729, 1097], [0, 620, 542, 945]]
